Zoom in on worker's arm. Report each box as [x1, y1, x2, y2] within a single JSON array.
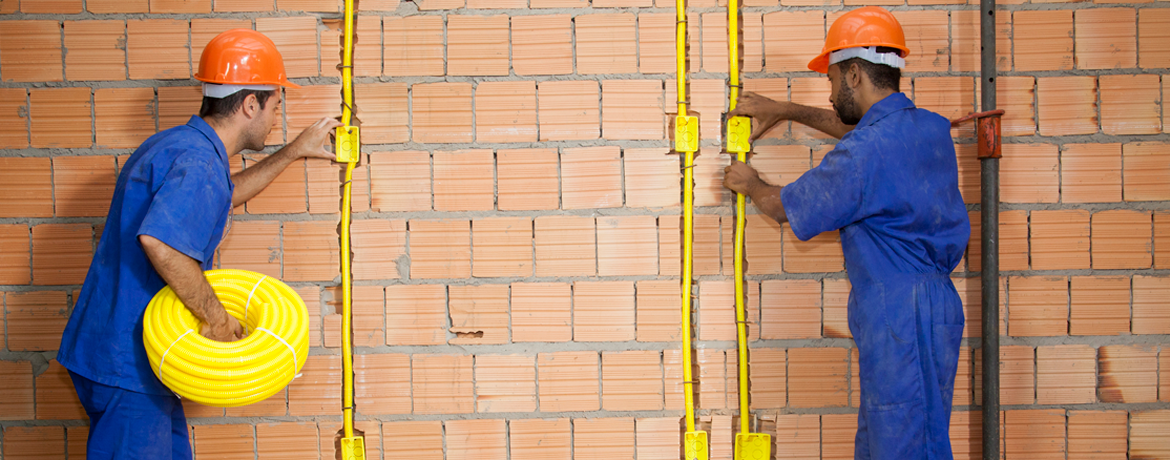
[[727, 91, 854, 140], [231, 117, 343, 207], [139, 235, 244, 342], [724, 160, 788, 225]]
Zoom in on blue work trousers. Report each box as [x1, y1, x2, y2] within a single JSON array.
[[69, 371, 192, 460]]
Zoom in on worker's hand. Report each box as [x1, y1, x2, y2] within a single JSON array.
[[723, 160, 764, 196], [727, 92, 792, 141], [287, 117, 344, 161], [201, 312, 246, 342]]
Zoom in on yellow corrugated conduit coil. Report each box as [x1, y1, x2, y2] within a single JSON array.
[[143, 269, 309, 407], [726, 0, 771, 458], [676, 0, 706, 459]]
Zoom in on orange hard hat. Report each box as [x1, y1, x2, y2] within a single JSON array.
[[195, 29, 300, 89], [807, 7, 910, 74]]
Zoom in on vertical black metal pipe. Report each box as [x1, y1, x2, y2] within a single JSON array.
[[979, 0, 1000, 458]]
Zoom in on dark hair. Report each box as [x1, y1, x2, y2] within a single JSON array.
[[835, 46, 902, 92], [199, 89, 276, 119]]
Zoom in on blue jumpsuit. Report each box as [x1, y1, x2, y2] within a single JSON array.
[[58, 116, 234, 460], [781, 93, 970, 460]]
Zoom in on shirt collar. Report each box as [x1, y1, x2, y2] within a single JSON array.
[[186, 115, 230, 170], [855, 92, 915, 130]]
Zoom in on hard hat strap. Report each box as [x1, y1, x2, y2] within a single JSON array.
[[829, 46, 905, 69], [203, 83, 279, 99]]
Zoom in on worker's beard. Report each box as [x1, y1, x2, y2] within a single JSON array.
[[833, 82, 864, 126]]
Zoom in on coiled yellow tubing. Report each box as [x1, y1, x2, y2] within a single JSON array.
[[143, 269, 309, 407]]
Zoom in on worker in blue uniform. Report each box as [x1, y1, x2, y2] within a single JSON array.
[[723, 7, 970, 460], [57, 29, 341, 460]]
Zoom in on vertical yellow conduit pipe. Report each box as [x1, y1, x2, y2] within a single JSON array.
[[676, 1, 706, 460], [336, 0, 364, 458], [727, 1, 770, 458]]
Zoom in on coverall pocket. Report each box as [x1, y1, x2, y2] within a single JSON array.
[[864, 400, 927, 460], [932, 324, 964, 402]]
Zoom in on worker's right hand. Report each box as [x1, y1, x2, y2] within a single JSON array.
[[201, 313, 246, 342], [727, 91, 792, 141], [286, 117, 344, 162]]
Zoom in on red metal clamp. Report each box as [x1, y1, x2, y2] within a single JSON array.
[[951, 109, 1006, 159]]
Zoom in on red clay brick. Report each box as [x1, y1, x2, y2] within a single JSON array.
[[32, 224, 92, 286], [35, 361, 84, 420], [354, 82, 407, 143], [471, 217, 532, 278], [1031, 209, 1091, 270], [0, 158, 52, 218], [285, 84, 340, 139], [151, 0, 210, 12], [788, 347, 848, 408], [538, 351, 600, 412], [1008, 276, 1068, 337], [384, 284, 447, 345], [1070, 276, 1129, 336], [0, 225, 30, 285], [602, 80, 664, 140], [448, 284, 509, 345], [990, 76, 1036, 136], [383, 421, 442, 460], [1014, 11, 1074, 71], [635, 279, 680, 342], [968, 210, 1028, 271], [602, 350, 664, 411], [748, 348, 786, 409], [474, 354, 536, 413], [3, 426, 66, 459], [693, 147, 731, 206], [512, 14, 572, 75], [700, 12, 729, 74], [698, 280, 759, 342], [562, 146, 622, 209], [1099, 74, 1161, 134], [1123, 143, 1170, 201], [511, 418, 570, 460], [698, 348, 729, 410], [282, 221, 339, 282], [416, 0, 463, 9], [0, 88, 27, 149], [497, 148, 559, 211], [369, 151, 431, 212], [1158, 212, 1170, 269], [1061, 143, 1122, 203], [412, 354, 473, 414], [574, 281, 635, 342], [576, 13, 637, 74], [975, 345, 1034, 405], [383, 16, 444, 76], [6, 291, 67, 351], [94, 87, 155, 148], [762, 11, 822, 73], [256, 17, 317, 78], [539, 80, 600, 141], [50, 155, 115, 219], [783, 223, 845, 273], [412, 82, 473, 143], [433, 149, 493, 211], [1092, 210, 1152, 269], [915, 77, 977, 129], [635, 417, 681, 460], [30, 87, 92, 148], [214, 0, 271, 11], [1098, 344, 1157, 403], [156, 86, 202, 131], [409, 219, 471, 279], [447, 15, 509, 76], [1163, 353, 1170, 404], [256, 422, 318, 459], [822, 413, 858, 460], [597, 216, 657, 276], [1132, 275, 1170, 335], [637, 13, 677, 74], [511, 282, 571, 343], [949, 410, 983, 460], [127, 20, 189, 80], [1068, 410, 1127, 460], [1037, 77, 1099, 136], [1139, 9, 1170, 68], [624, 148, 679, 208], [476, 81, 537, 143], [0, 21, 63, 82], [1131, 410, 1170, 458], [320, 16, 381, 77], [0, 360, 34, 420], [535, 215, 595, 277], [953, 10, 1012, 72], [823, 278, 851, 338], [1004, 410, 1065, 460], [1036, 344, 1096, 404], [1076, 8, 1136, 69], [193, 424, 256, 459], [760, 279, 821, 340], [892, 11, 949, 72], [64, 21, 126, 81], [350, 219, 406, 281]]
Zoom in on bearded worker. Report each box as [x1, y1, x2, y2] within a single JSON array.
[[57, 29, 341, 459], [723, 7, 971, 460]]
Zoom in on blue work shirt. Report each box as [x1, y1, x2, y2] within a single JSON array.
[[781, 92, 970, 460], [59, 116, 234, 396]]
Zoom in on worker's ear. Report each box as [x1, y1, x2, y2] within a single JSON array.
[[239, 93, 260, 120], [845, 62, 863, 89]]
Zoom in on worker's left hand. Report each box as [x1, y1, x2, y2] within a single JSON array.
[[723, 160, 763, 196], [287, 117, 344, 161]]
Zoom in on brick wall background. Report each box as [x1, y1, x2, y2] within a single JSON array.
[[0, 0, 1168, 458]]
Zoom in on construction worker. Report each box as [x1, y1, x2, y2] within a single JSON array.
[[57, 29, 341, 460], [723, 7, 970, 460]]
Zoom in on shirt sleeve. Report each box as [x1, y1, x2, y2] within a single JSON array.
[[780, 143, 866, 241], [137, 156, 231, 264]]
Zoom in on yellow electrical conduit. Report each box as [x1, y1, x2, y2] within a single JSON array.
[[726, 0, 771, 458], [676, 0, 705, 459], [143, 269, 308, 407], [335, 0, 364, 458]]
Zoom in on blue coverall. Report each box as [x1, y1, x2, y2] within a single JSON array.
[[781, 93, 971, 460], [58, 116, 234, 460]]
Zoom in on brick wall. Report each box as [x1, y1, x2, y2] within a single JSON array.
[[0, 0, 1168, 459]]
